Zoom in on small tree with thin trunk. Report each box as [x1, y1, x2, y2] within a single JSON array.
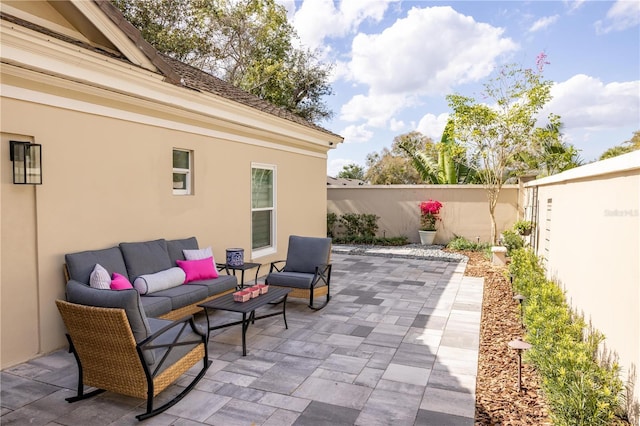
[[446, 53, 555, 244]]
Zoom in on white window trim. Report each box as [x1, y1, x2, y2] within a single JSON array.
[[173, 149, 192, 195], [251, 163, 277, 259]]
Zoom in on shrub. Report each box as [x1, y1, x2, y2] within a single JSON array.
[[513, 220, 534, 235], [327, 212, 338, 238], [501, 230, 523, 255], [509, 248, 625, 425], [446, 235, 490, 252]]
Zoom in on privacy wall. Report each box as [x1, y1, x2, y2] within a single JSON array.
[[327, 185, 520, 244]]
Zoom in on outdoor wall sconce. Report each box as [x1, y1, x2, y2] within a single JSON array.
[[10, 141, 42, 184]]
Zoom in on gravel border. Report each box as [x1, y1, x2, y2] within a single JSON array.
[[332, 243, 468, 263]]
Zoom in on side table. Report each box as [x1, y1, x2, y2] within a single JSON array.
[[218, 262, 261, 287]]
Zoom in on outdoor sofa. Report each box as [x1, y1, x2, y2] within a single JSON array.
[[64, 237, 237, 320]]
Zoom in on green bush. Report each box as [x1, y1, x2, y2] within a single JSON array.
[[509, 248, 624, 425], [513, 220, 534, 235], [338, 213, 379, 238], [501, 230, 523, 255], [332, 235, 409, 246], [446, 235, 490, 252], [327, 212, 338, 238]]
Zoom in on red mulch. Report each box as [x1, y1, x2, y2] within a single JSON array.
[[459, 251, 552, 425]]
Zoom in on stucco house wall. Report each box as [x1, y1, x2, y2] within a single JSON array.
[[0, 0, 341, 368], [526, 151, 640, 406]]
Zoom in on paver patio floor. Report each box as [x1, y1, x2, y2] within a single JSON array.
[[1, 251, 483, 425]]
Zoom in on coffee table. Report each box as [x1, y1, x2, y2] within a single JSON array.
[[198, 287, 291, 356]]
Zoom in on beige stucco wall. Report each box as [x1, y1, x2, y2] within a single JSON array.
[[327, 185, 519, 244], [528, 152, 640, 408], [0, 91, 330, 369]]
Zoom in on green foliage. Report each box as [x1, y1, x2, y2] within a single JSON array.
[[447, 53, 557, 243], [446, 235, 490, 252], [509, 249, 625, 425], [337, 163, 365, 180], [113, 0, 333, 123], [337, 213, 379, 238], [513, 220, 533, 235], [599, 130, 640, 160], [326, 212, 338, 238], [501, 230, 523, 255], [364, 132, 435, 184], [398, 121, 479, 184]]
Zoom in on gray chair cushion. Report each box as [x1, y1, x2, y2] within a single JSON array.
[[166, 237, 199, 265], [120, 239, 172, 280], [139, 295, 172, 318], [65, 280, 155, 364], [283, 236, 331, 274], [146, 285, 208, 311], [65, 247, 129, 284], [266, 272, 320, 289], [188, 274, 237, 296], [147, 318, 204, 375]]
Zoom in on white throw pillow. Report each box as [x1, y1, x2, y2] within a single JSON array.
[[183, 246, 214, 261], [133, 267, 186, 295], [89, 263, 111, 289]]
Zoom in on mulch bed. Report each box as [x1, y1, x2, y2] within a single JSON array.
[[458, 251, 552, 425]]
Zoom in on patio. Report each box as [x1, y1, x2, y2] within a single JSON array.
[[1, 249, 483, 425]]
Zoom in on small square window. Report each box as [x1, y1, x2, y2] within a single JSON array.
[[173, 149, 192, 195]]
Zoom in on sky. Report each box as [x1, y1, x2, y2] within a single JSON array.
[[276, 0, 640, 177]]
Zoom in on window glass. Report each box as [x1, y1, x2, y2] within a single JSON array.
[[173, 149, 191, 195], [251, 164, 276, 255]]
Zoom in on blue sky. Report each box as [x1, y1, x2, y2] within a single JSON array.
[[278, 0, 640, 176]]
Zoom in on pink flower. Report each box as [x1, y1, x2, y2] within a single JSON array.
[[419, 200, 443, 231]]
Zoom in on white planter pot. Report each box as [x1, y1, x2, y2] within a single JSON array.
[[418, 230, 436, 245]]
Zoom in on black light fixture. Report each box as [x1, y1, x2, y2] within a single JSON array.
[[10, 141, 42, 185]]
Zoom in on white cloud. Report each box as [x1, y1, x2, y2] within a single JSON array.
[[340, 124, 374, 143], [543, 74, 640, 131], [339, 6, 517, 124], [416, 113, 450, 141], [595, 0, 640, 34], [529, 15, 559, 32], [290, 0, 399, 49], [389, 118, 405, 132], [564, 0, 586, 14], [340, 93, 415, 126]]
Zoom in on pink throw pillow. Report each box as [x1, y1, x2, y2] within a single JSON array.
[[110, 272, 133, 290], [176, 257, 219, 283]]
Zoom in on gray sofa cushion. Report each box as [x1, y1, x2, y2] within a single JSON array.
[[120, 239, 172, 280], [188, 275, 237, 296], [146, 285, 208, 311], [166, 237, 199, 265], [139, 296, 172, 318], [66, 247, 129, 284], [283, 235, 332, 274], [65, 280, 155, 364]]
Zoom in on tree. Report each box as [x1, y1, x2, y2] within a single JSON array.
[[447, 53, 556, 244], [516, 115, 583, 177], [364, 132, 435, 184], [599, 130, 640, 160], [337, 163, 365, 180], [112, 0, 333, 123], [398, 122, 478, 184]]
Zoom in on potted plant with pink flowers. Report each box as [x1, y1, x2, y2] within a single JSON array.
[[419, 199, 443, 244]]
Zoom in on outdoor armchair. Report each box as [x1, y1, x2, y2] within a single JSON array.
[[265, 235, 332, 310], [56, 282, 211, 420]]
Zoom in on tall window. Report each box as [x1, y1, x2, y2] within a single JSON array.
[[173, 149, 191, 195], [251, 164, 276, 256]]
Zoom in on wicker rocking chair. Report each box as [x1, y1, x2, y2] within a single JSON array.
[[265, 235, 332, 310], [56, 284, 211, 420]]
